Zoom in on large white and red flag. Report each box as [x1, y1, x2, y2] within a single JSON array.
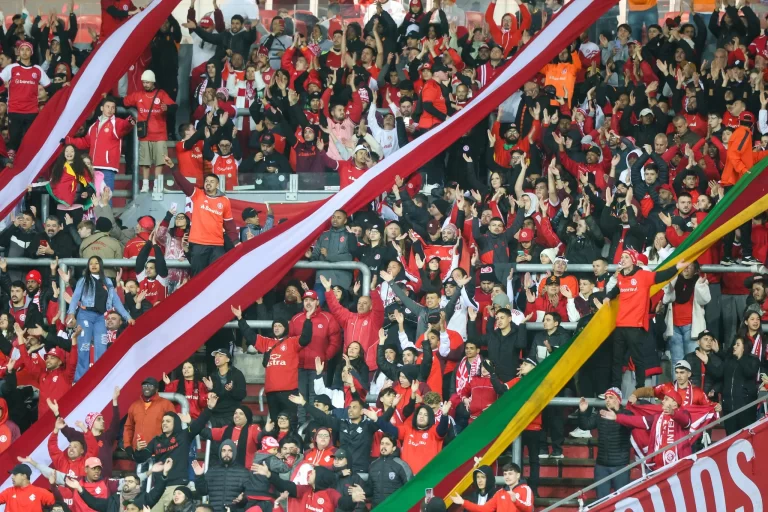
[[0, 0, 182, 220], [0, 0, 618, 493]]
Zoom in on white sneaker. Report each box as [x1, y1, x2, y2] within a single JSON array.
[[570, 428, 593, 439], [140, 180, 149, 193], [538, 452, 549, 459]]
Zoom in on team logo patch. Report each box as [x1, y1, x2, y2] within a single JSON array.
[[32, 72, 37, 79], [663, 450, 676, 464], [318, 324, 324, 329], [123, 4, 129, 9], [218, 202, 223, 209], [154, 98, 161, 104], [29, 494, 36, 501], [388, 472, 396, 480], [463, 145, 470, 151], [631, 279, 637, 286], [340, 236, 346, 242], [280, 345, 286, 351], [317, 498, 325, 505], [374, 254, 380, 260], [422, 433, 428, 439], [0, 435, 7, 442]]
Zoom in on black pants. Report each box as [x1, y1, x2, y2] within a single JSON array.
[[266, 389, 299, 431], [521, 429, 540, 494], [244, 499, 273, 512], [611, 327, 646, 389], [8, 112, 37, 151], [723, 186, 753, 258], [190, 243, 226, 276], [540, 405, 565, 454], [724, 407, 756, 435]]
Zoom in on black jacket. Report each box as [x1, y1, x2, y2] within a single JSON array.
[[195, 440, 251, 511], [134, 412, 207, 485], [365, 451, 412, 507], [721, 354, 760, 411], [193, 26, 259, 63], [578, 407, 633, 467], [684, 349, 724, 396], [462, 465, 498, 504], [468, 319, 527, 382], [26, 230, 78, 259], [305, 404, 380, 473], [79, 474, 168, 512], [209, 365, 247, 418]]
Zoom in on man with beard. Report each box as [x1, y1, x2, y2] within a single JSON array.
[[352, 222, 398, 273], [27, 216, 77, 259], [661, 192, 695, 248], [63, 459, 172, 512], [630, 147, 670, 221], [192, 441, 250, 511], [0, 210, 37, 281], [489, 103, 541, 168]]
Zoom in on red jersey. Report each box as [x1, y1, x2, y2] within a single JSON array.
[[335, 159, 367, 189], [397, 421, 445, 474], [650, 382, 710, 407], [210, 153, 240, 190], [615, 269, 656, 330], [100, 0, 136, 40], [0, 485, 55, 512], [283, 486, 342, 512], [176, 139, 205, 185], [122, 233, 152, 281], [69, 478, 114, 512], [303, 447, 336, 468], [164, 379, 208, 418], [323, 51, 343, 70], [463, 485, 534, 512], [67, 116, 133, 172], [253, 334, 303, 392], [137, 272, 167, 305], [8, 305, 27, 326], [0, 63, 51, 114], [419, 80, 447, 129], [123, 89, 175, 141], [616, 409, 692, 469]]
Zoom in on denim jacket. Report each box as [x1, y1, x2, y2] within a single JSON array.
[[67, 276, 131, 320]]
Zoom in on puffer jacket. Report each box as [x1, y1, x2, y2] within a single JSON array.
[[289, 308, 342, 370], [67, 275, 131, 320], [244, 450, 291, 501], [578, 407, 633, 467], [366, 450, 412, 507], [195, 440, 251, 511], [558, 215, 604, 266], [311, 226, 359, 289], [722, 354, 760, 411]]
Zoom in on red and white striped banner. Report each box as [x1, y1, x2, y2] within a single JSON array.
[[0, 0, 617, 495], [0, 0, 182, 220]]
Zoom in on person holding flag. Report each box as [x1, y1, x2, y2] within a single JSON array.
[[628, 360, 722, 411]]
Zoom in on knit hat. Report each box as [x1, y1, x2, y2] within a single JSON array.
[[663, 389, 683, 406], [95, 217, 112, 232], [174, 486, 194, 502], [85, 412, 101, 430], [621, 248, 639, 265], [262, 436, 280, 449], [604, 387, 622, 400]]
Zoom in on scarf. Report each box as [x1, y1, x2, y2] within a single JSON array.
[[674, 274, 697, 304], [456, 356, 481, 396], [221, 424, 250, 466], [653, 412, 679, 467], [673, 382, 692, 406], [121, 487, 141, 510]]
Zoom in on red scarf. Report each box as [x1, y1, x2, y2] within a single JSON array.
[[653, 413, 680, 467], [456, 356, 481, 396], [674, 382, 692, 406]]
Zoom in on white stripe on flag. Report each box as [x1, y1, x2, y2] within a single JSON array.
[[0, 0, 174, 216], [0, 0, 601, 495]]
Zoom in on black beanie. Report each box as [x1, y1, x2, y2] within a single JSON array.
[[95, 217, 112, 233]]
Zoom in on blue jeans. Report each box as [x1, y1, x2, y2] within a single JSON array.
[[627, 6, 658, 42], [75, 309, 108, 381], [669, 324, 696, 365], [594, 464, 631, 498]]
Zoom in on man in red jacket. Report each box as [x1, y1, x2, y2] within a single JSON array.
[[320, 275, 384, 370], [452, 462, 534, 512], [122, 216, 155, 281], [48, 416, 99, 480], [629, 360, 722, 411], [289, 290, 341, 424], [66, 97, 134, 198], [0, 464, 55, 512], [18, 343, 76, 419]]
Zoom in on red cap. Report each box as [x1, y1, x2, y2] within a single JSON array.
[[740, 111, 755, 124], [258, 45, 269, 56], [303, 290, 319, 300], [85, 457, 103, 468], [262, 436, 279, 448], [46, 347, 65, 360], [636, 253, 649, 266], [656, 183, 675, 196], [25, 270, 42, 285], [199, 17, 213, 28], [420, 62, 432, 71], [663, 389, 683, 406], [17, 41, 33, 52], [138, 216, 155, 230], [518, 228, 534, 242]]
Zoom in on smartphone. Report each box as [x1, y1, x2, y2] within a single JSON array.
[[170, 202, 178, 211], [517, 250, 525, 257], [39, 240, 48, 247], [425, 488, 434, 503]]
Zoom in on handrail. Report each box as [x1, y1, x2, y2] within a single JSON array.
[[116, 106, 140, 200], [541, 394, 768, 511]]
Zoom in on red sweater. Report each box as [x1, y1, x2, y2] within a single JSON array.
[[18, 344, 76, 418]]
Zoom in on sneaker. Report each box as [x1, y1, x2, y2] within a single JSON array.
[[550, 451, 565, 459], [720, 257, 734, 266], [140, 181, 150, 193], [569, 428, 593, 439], [538, 451, 549, 459], [741, 255, 760, 265]]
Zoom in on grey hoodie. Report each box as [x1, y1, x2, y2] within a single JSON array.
[[195, 439, 251, 511]]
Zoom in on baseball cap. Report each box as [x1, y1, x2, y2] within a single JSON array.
[[420, 62, 433, 71], [444, 278, 458, 288], [210, 349, 230, 358], [426, 219, 441, 235], [45, 347, 65, 360], [518, 228, 534, 242], [85, 457, 103, 468], [334, 448, 349, 459], [546, 275, 560, 286], [260, 133, 276, 145], [142, 377, 159, 387], [368, 222, 383, 233], [431, 62, 449, 73], [697, 329, 714, 340], [427, 312, 441, 324], [522, 357, 538, 367], [674, 360, 692, 372], [639, 108, 654, 117], [314, 395, 333, 407], [242, 207, 260, 221], [25, 270, 42, 284], [138, 216, 155, 230], [199, 16, 214, 28], [9, 464, 31, 478], [303, 290, 319, 300], [478, 42, 490, 50], [740, 111, 755, 124], [354, 144, 369, 154]]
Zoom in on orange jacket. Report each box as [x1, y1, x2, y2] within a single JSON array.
[[122, 394, 175, 450], [722, 126, 768, 186], [541, 52, 581, 107], [0, 485, 55, 512]]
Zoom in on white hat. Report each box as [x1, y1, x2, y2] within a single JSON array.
[[141, 70, 156, 83]]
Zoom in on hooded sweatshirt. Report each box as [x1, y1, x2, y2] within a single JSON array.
[[134, 412, 208, 485], [463, 465, 499, 505], [390, 404, 449, 474], [0, 398, 17, 455]]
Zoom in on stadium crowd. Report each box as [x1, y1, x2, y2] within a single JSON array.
[[2, 0, 768, 509]]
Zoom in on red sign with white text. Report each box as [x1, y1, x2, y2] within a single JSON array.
[[587, 417, 767, 511]]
